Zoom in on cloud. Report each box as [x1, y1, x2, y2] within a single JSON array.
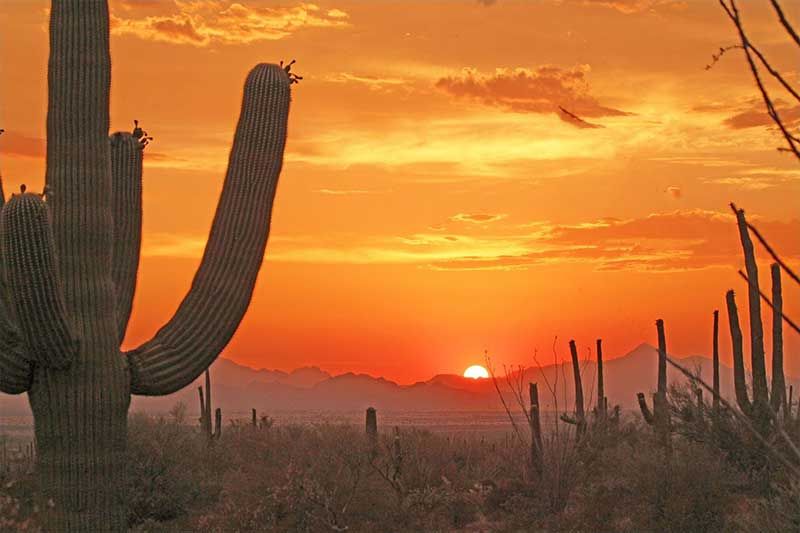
[[723, 100, 800, 130], [144, 210, 800, 274], [313, 188, 379, 195], [435, 66, 630, 127], [666, 186, 682, 199], [430, 210, 800, 272], [577, 0, 686, 14], [324, 72, 409, 91], [111, 1, 350, 46], [702, 167, 800, 191], [450, 213, 507, 224]]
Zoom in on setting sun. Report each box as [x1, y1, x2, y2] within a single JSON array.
[[463, 365, 489, 380]]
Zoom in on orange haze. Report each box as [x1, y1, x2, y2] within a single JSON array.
[[2, 0, 799, 383]]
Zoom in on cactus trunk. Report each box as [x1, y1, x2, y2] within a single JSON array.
[[596, 339, 605, 418], [712, 309, 720, 413], [30, 3, 129, 529], [529, 382, 543, 473], [726, 290, 751, 414], [568, 340, 586, 436], [770, 263, 785, 414]]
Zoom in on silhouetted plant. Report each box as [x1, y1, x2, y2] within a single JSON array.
[[0, 1, 291, 528]]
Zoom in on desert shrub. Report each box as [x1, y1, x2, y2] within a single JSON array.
[[566, 425, 745, 533], [0, 471, 42, 532], [126, 411, 224, 527]]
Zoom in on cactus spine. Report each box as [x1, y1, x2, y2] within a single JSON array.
[[0, 1, 291, 529]]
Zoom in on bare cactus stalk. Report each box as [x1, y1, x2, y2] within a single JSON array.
[[214, 408, 222, 440], [0, 2, 291, 528], [596, 339, 606, 418], [391, 426, 402, 482], [198, 386, 206, 433], [731, 204, 769, 411], [770, 263, 786, 414], [713, 309, 720, 413], [568, 340, 586, 436], [529, 382, 543, 473], [637, 392, 654, 424], [366, 407, 378, 455], [205, 369, 213, 439], [726, 290, 752, 414], [637, 320, 670, 447]]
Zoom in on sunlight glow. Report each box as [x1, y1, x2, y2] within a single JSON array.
[[463, 365, 489, 380]]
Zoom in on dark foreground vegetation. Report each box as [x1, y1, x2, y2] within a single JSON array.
[[2, 403, 799, 532]]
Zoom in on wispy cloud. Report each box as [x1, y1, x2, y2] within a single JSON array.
[[450, 213, 507, 224], [724, 101, 800, 130], [324, 72, 409, 91], [146, 210, 799, 274], [577, 0, 686, 14], [702, 167, 800, 190], [435, 65, 630, 127], [111, 1, 350, 46], [313, 188, 381, 196]]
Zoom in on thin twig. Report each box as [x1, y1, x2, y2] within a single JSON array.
[[770, 0, 800, 48], [486, 354, 525, 445], [719, 0, 800, 159], [743, 217, 800, 286]]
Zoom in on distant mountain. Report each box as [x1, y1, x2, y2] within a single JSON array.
[[1, 346, 794, 418], [281, 366, 332, 389]]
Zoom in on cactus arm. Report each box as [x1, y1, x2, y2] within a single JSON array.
[[770, 263, 785, 413], [0, 284, 32, 393], [1, 193, 78, 368], [731, 204, 769, 406], [568, 340, 586, 428], [127, 64, 290, 396], [0, 334, 31, 394], [726, 290, 751, 413], [109, 132, 143, 342], [637, 392, 654, 424]]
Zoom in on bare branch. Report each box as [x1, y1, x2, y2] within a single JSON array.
[[738, 270, 800, 335], [770, 0, 800, 48]]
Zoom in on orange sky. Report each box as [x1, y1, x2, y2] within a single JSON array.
[[2, 0, 799, 383]]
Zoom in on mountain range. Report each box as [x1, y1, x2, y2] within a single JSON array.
[[1, 343, 793, 416]]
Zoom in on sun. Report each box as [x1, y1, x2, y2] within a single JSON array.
[[463, 365, 489, 379]]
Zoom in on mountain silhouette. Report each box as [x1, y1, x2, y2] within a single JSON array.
[[0, 343, 792, 417]]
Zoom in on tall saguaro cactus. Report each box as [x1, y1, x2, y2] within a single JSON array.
[[727, 204, 787, 431], [0, 2, 291, 530]]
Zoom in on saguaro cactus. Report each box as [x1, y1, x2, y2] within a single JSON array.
[[561, 339, 586, 436], [0, 2, 291, 530], [712, 310, 720, 414], [596, 338, 606, 419], [529, 382, 543, 473], [637, 320, 669, 446], [728, 204, 786, 430]]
